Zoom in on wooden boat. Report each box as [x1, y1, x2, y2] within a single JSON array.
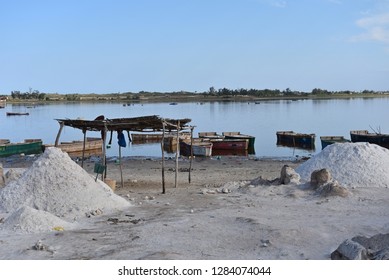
[[350, 130, 389, 149], [198, 132, 224, 139], [209, 138, 249, 151], [276, 131, 316, 149], [46, 137, 103, 154], [131, 133, 163, 144], [6, 112, 29, 116], [222, 131, 255, 148], [179, 138, 212, 157], [320, 136, 350, 150], [0, 139, 43, 157]]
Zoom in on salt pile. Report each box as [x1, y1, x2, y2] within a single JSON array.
[[296, 142, 389, 188], [1, 206, 77, 233], [0, 147, 131, 227]]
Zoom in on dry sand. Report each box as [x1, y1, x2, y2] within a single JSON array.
[[0, 151, 388, 260]]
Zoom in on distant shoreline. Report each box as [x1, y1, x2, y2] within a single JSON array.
[[3, 92, 389, 105]]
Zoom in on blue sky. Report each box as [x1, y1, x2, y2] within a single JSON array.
[[1, 0, 389, 94]]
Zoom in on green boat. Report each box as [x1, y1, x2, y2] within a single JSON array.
[[320, 136, 351, 150], [0, 139, 43, 157]]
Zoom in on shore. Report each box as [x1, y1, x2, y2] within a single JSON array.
[[0, 152, 388, 260]]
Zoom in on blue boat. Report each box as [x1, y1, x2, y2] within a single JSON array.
[[276, 131, 315, 150], [320, 136, 350, 150], [350, 130, 389, 149]]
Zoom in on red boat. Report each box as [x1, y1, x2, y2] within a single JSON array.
[[210, 139, 249, 150]]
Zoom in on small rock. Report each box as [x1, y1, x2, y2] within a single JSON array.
[[280, 165, 300, 184], [222, 188, 230, 194], [310, 168, 332, 187]]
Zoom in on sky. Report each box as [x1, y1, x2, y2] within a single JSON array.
[[1, 0, 389, 94]]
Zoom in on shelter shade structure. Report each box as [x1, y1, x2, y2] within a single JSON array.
[[54, 115, 194, 193]]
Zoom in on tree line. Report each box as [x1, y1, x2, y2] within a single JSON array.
[[4, 87, 387, 101]]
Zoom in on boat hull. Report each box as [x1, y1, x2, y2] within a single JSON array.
[[350, 130, 389, 149], [45, 138, 103, 155], [320, 136, 350, 150], [131, 133, 163, 143], [276, 131, 316, 150], [222, 132, 255, 153], [179, 140, 212, 157], [0, 140, 43, 157], [210, 139, 249, 151], [6, 112, 29, 116]]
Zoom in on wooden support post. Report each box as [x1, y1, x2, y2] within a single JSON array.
[[119, 145, 124, 189], [102, 125, 107, 180], [189, 126, 193, 183], [81, 129, 86, 168], [161, 121, 166, 194], [175, 120, 180, 188], [54, 121, 65, 147]]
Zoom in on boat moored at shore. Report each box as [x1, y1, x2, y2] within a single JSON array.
[[350, 130, 389, 149], [276, 131, 316, 150], [0, 139, 43, 157], [320, 136, 350, 150]]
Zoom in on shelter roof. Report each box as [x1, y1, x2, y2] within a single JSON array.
[[55, 115, 193, 132]]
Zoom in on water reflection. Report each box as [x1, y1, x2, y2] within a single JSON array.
[[1, 98, 389, 158]]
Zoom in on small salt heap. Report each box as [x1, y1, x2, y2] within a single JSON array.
[[0, 147, 131, 232], [296, 142, 389, 188], [1, 206, 77, 233]]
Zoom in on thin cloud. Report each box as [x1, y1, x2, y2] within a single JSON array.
[[351, 13, 389, 44]]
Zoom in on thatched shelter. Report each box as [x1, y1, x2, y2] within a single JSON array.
[[54, 115, 194, 193]]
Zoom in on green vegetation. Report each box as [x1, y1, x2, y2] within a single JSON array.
[[2, 87, 388, 104]]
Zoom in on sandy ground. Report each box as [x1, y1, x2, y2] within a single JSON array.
[[0, 155, 388, 260]]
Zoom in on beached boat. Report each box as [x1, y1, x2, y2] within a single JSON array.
[[0, 139, 43, 157], [198, 132, 224, 139], [210, 138, 249, 151], [6, 112, 29, 116], [179, 138, 213, 157], [46, 137, 103, 155], [350, 130, 389, 149], [222, 132, 255, 148], [276, 131, 316, 149], [320, 136, 350, 150]]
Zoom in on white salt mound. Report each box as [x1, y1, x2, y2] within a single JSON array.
[[296, 142, 389, 188], [0, 147, 131, 222], [0, 206, 77, 233]]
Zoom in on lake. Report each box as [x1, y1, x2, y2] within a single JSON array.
[[1, 97, 389, 158]]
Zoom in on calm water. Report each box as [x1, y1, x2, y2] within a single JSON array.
[[1, 98, 389, 158]]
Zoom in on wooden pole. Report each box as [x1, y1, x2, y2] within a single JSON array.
[[81, 129, 86, 168], [119, 145, 124, 189], [54, 121, 65, 147], [161, 121, 166, 194], [175, 120, 180, 188], [102, 125, 107, 180], [189, 126, 193, 183]]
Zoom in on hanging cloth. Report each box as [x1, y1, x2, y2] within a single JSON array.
[[117, 130, 127, 147]]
